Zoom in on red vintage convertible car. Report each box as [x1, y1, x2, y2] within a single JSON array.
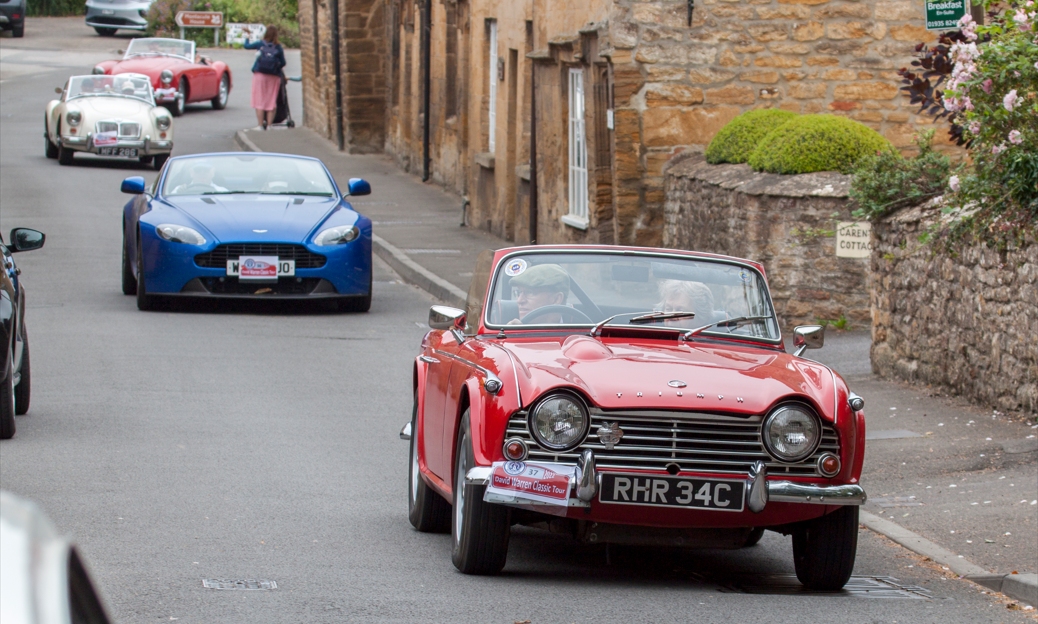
[[92, 38, 231, 117], [404, 245, 867, 589]]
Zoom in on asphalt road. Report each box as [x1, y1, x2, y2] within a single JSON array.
[[0, 18, 1033, 623]]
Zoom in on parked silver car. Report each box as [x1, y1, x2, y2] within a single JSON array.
[[0, 491, 113, 624], [85, 0, 154, 36]]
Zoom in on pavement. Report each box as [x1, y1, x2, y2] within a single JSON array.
[[237, 123, 1038, 608]]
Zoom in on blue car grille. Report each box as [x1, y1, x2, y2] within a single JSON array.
[[506, 409, 839, 477], [194, 244, 326, 269], [198, 277, 324, 295]]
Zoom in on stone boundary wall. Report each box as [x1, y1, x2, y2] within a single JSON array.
[[871, 205, 1038, 414], [663, 155, 869, 329]]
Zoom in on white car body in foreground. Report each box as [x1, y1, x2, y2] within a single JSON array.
[[45, 74, 174, 171]]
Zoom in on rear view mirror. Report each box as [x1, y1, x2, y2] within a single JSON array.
[[55, 87, 62, 94], [792, 325, 825, 357], [121, 176, 146, 194], [8, 228, 45, 253], [346, 178, 371, 197], [429, 305, 466, 344]]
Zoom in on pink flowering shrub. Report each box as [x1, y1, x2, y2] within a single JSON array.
[[897, 3, 1037, 236]]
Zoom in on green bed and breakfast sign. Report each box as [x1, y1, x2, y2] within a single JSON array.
[[926, 0, 967, 30]]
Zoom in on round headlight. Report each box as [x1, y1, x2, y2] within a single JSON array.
[[529, 392, 589, 451], [160, 70, 174, 85], [762, 404, 821, 463], [65, 110, 82, 126], [155, 115, 171, 130], [92, 65, 106, 75], [155, 224, 206, 245], [314, 225, 359, 246]]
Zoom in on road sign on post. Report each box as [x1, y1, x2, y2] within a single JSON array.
[[175, 11, 224, 45], [925, 0, 967, 30]]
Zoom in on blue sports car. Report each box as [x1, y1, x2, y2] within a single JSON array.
[[120, 152, 373, 311]]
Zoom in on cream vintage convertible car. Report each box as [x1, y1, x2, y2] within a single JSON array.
[[45, 74, 174, 170]]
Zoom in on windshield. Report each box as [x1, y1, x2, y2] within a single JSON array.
[[485, 251, 780, 341], [125, 38, 194, 61], [162, 155, 338, 197], [67, 74, 155, 105]]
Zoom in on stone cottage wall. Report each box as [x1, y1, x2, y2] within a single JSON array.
[[664, 155, 870, 329], [871, 206, 1038, 414]]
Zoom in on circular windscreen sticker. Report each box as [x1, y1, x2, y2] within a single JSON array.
[[504, 258, 528, 276], [739, 269, 752, 283]]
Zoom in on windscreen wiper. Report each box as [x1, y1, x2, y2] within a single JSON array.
[[629, 311, 696, 324], [681, 315, 773, 341]]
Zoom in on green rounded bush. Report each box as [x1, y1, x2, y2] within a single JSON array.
[[747, 114, 893, 175], [705, 109, 799, 165]]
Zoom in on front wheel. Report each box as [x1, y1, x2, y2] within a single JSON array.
[[451, 410, 510, 574], [58, 142, 74, 166], [152, 154, 169, 171], [45, 117, 58, 159], [168, 81, 187, 117], [792, 506, 859, 591], [135, 236, 155, 311], [408, 394, 451, 532], [211, 74, 229, 110], [122, 230, 137, 295], [0, 355, 15, 440], [14, 325, 30, 416]]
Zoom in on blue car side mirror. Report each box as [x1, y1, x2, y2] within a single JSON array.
[[121, 176, 146, 194], [347, 178, 371, 197]]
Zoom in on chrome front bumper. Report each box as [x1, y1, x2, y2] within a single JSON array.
[[60, 135, 173, 155], [465, 453, 866, 513]]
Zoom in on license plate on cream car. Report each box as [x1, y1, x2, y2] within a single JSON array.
[[598, 474, 746, 512], [226, 257, 295, 279], [97, 147, 138, 158]]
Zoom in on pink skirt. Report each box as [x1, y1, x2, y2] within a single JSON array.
[[251, 72, 281, 111]]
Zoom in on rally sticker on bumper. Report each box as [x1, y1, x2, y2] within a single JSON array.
[[485, 461, 575, 506]]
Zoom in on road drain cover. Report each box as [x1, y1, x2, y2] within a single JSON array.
[[720, 575, 931, 599], [202, 579, 277, 590]]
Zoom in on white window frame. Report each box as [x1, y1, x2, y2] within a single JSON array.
[[564, 67, 589, 230], [487, 21, 498, 153]]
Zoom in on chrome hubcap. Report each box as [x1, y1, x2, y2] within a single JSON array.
[[219, 77, 228, 105]]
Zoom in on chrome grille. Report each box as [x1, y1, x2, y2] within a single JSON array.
[[119, 122, 140, 138], [96, 121, 118, 134], [507, 409, 839, 476]]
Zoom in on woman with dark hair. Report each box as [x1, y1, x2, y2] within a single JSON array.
[[243, 25, 286, 130]]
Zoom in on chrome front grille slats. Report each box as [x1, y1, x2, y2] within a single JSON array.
[[507, 409, 839, 476]]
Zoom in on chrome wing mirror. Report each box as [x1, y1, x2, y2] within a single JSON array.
[[429, 305, 466, 344], [792, 325, 825, 357]]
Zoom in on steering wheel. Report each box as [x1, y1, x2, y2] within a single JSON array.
[[520, 305, 593, 325]]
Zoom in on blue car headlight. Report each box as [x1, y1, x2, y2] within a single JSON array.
[[314, 225, 358, 246], [155, 224, 206, 245]]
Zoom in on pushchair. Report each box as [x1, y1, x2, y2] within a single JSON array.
[[271, 73, 301, 128]]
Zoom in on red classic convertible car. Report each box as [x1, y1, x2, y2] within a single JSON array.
[[404, 245, 867, 589], [92, 38, 231, 117]]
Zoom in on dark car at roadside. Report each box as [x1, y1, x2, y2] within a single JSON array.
[[0, 0, 25, 38], [1, 228, 45, 440]]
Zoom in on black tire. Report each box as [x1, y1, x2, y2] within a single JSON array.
[[451, 410, 510, 574], [408, 393, 451, 533], [12, 24, 24, 38], [168, 81, 187, 117], [744, 527, 765, 547], [45, 117, 58, 159], [135, 235, 155, 311], [58, 141, 74, 166], [287, 120, 295, 128], [138, 155, 153, 165], [0, 355, 15, 440], [153, 154, 169, 171], [792, 506, 859, 591], [14, 325, 30, 416], [94, 27, 117, 36], [121, 230, 137, 295], [211, 73, 229, 110]]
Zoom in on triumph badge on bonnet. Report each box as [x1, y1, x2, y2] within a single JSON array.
[[597, 422, 624, 450]]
